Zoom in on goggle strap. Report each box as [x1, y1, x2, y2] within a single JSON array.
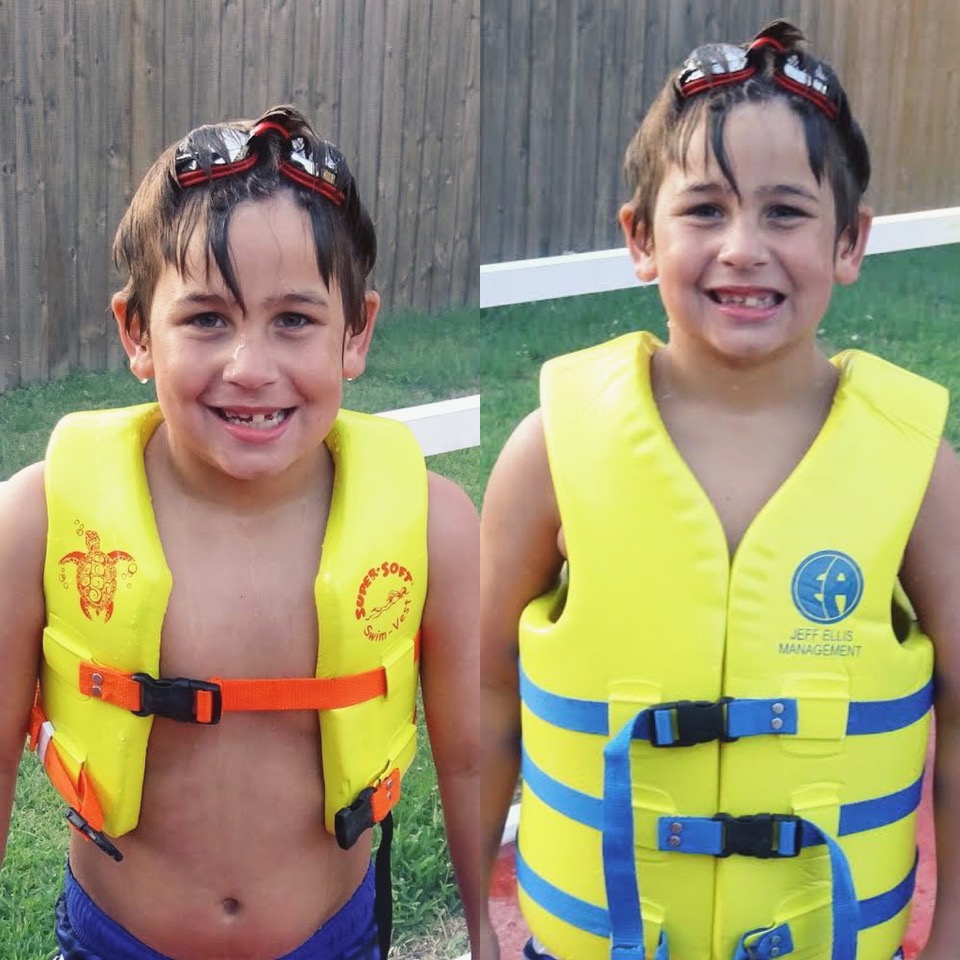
[[250, 119, 292, 140], [278, 160, 345, 205], [176, 151, 259, 187], [748, 35, 788, 55], [773, 72, 839, 119], [681, 65, 756, 97]]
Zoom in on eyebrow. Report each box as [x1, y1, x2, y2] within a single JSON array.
[[169, 290, 330, 310], [677, 180, 819, 202]]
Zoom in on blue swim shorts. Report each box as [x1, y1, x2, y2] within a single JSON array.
[[54, 860, 380, 960], [523, 937, 906, 960]]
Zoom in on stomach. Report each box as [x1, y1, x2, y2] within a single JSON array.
[[69, 713, 373, 960]]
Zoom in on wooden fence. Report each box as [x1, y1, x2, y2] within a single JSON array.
[[0, 0, 480, 391], [481, 0, 960, 265]]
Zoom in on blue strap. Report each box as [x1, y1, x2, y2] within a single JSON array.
[[521, 664, 931, 739], [602, 712, 648, 958], [845, 679, 933, 734], [516, 845, 611, 938], [837, 774, 923, 836], [522, 745, 604, 830], [858, 851, 917, 929], [520, 663, 608, 735], [732, 924, 794, 960]]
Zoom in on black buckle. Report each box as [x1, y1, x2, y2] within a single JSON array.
[[131, 674, 222, 724], [650, 698, 736, 747], [714, 813, 802, 859], [334, 787, 376, 851], [65, 808, 123, 862]]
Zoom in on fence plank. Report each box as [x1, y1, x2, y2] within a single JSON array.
[[480, 0, 508, 263], [14, 0, 47, 383], [451, 0, 480, 306], [0, 0, 19, 390], [391, 0, 431, 309], [374, 0, 408, 304]]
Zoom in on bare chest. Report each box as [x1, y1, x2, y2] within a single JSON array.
[[663, 409, 824, 557], [152, 506, 325, 680]]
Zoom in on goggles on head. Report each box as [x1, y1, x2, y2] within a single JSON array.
[[676, 36, 841, 120], [174, 119, 350, 205]]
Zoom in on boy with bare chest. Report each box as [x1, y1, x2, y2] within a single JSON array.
[[0, 106, 480, 960], [481, 21, 960, 960]]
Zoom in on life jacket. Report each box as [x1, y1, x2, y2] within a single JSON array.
[[31, 403, 427, 862], [518, 332, 946, 960]]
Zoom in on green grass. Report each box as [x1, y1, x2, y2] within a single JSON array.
[[480, 244, 960, 482], [0, 306, 477, 959]]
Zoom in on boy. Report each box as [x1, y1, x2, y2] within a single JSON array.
[[480, 21, 960, 960], [0, 105, 480, 960]]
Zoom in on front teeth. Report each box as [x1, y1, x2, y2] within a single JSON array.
[[717, 293, 777, 308], [222, 410, 289, 428]]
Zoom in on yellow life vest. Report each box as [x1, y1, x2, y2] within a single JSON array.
[[518, 332, 946, 960], [35, 403, 427, 859]]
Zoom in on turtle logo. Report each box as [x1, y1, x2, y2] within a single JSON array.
[[791, 550, 863, 625], [59, 526, 137, 622]]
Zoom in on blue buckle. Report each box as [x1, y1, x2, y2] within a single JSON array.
[[715, 813, 802, 858], [650, 698, 737, 747]]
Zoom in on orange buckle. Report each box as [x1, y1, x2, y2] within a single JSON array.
[[131, 674, 222, 724]]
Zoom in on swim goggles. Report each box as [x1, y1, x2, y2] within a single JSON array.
[[174, 119, 350, 205], [676, 36, 841, 120]]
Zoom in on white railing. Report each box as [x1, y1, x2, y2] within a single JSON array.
[[479, 206, 960, 309], [379, 394, 480, 456]]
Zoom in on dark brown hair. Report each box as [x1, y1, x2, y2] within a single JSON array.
[[113, 104, 377, 338], [623, 21, 870, 246]]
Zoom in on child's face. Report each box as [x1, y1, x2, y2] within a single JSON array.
[[117, 192, 376, 488], [623, 99, 869, 365]]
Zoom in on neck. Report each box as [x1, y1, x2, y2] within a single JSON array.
[[147, 425, 334, 517], [654, 332, 838, 413]]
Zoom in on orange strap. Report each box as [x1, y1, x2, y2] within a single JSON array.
[[370, 767, 402, 823], [28, 697, 107, 836], [77, 631, 421, 724]]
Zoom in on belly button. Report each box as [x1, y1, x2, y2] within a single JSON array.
[[221, 897, 242, 916]]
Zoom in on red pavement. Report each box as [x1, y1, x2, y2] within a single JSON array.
[[492, 741, 937, 959]]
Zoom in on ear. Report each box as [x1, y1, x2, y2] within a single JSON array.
[[619, 203, 658, 283], [834, 207, 872, 286], [112, 292, 154, 381], [342, 290, 380, 380]]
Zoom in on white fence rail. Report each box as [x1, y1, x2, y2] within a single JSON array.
[[479, 206, 960, 309]]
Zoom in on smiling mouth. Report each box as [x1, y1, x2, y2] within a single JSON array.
[[212, 408, 294, 428], [708, 290, 785, 308]]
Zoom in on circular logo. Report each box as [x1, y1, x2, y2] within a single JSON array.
[[791, 551, 863, 624]]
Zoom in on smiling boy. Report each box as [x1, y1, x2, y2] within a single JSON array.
[[0, 106, 480, 960], [481, 21, 960, 960]]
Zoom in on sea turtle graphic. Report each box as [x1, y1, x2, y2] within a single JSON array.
[[59, 529, 137, 622]]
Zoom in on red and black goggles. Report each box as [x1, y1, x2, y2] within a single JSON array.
[[174, 120, 349, 205], [676, 36, 842, 120]]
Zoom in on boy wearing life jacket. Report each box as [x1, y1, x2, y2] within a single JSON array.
[[480, 21, 960, 960], [0, 105, 481, 960]]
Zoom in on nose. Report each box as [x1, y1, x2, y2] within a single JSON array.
[[718, 213, 769, 268], [222, 332, 279, 388]]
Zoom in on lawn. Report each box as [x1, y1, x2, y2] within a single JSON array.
[[0, 306, 478, 960]]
